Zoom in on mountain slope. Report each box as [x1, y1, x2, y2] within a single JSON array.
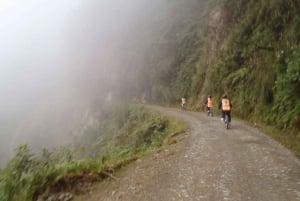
[[136, 0, 300, 145]]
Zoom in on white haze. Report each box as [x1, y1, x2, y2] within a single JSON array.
[[0, 0, 197, 166], [0, 0, 83, 166]]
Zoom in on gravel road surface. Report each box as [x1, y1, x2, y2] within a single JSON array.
[[78, 107, 300, 201]]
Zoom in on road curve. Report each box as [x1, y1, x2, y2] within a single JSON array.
[[80, 107, 300, 201]]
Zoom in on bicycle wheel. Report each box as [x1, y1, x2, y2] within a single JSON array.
[[225, 114, 229, 129]]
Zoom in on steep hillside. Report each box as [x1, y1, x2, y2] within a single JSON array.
[[203, 0, 300, 130], [140, 0, 300, 137]]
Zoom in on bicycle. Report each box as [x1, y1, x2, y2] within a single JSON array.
[[224, 112, 230, 129], [207, 108, 213, 117], [181, 103, 186, 111]]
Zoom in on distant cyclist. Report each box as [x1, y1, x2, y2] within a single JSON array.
[[218, 94, 232, 122], [181, 97, 187, 110], [204, 95, 213, 116]]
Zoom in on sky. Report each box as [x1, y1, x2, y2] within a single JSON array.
[[0, 0, 86, 166], [0, 0, 194, 166], [0, 0, 82, 105], [0, 0, 163, 166], [0, 0, 143, 116]]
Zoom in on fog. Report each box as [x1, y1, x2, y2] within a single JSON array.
[[0, 0, 199, 166]]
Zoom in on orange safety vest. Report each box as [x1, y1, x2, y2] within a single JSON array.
[[207, 97, 213, 107], [222, 98, 231, 111]]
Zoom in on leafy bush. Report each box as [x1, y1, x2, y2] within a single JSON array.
[[80, 104, 179, 157], [272, 49, 300, 128], [0, 145, 78, 201]]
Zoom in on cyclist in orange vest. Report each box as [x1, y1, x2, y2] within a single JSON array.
[[205, 95, 213, 116], [218, 94, 232, 122]]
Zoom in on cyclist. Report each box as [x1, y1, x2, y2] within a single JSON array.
[[181, 97, 187, 110], [204, 95, 213, 116], [218, 94, 232, 123]]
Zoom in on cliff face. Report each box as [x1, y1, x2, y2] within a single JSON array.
[[163, 0, 300, 131], [201, 5, 230, 95], [192, 0, 300, 132], [207, 6, 229, 51]]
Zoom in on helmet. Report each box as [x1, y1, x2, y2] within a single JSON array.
[[222, 94, 228, 98]]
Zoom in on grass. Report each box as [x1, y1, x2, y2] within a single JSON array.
[[0, 104, 187, 201], [256, 122, 300, 158]]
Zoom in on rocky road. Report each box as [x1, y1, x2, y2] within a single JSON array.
[[78, 107, 300, 201]]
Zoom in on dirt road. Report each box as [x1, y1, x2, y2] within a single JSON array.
[[79, 107, 300, 201]]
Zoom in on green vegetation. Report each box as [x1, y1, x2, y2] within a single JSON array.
[[2, 0, 300, 199], [77, 104, 186, 159], [0, 105, 186, 201], [198, 1, 300, 155], [137, 0, 300, 154], [214, 0, 300, 127]]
